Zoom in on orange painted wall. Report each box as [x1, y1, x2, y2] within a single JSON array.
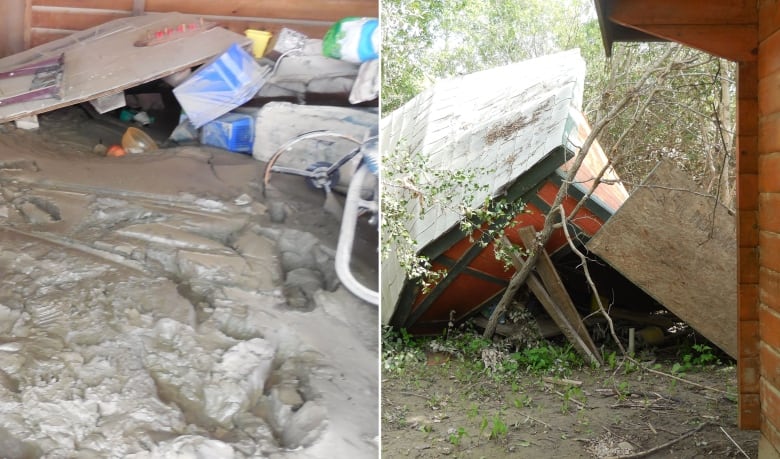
[[757, 2, 780, 449]]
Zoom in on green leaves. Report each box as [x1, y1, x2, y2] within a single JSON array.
[[382, 140, 524, 289], [382, 0, 599, 114]]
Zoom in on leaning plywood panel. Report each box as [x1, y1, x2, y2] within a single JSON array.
[[586, 159, 737, 358], [0, 12, 250, 123]]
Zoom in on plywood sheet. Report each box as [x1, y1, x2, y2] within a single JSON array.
[[586, 159, 737, 357], [0, 12, 251, 123]]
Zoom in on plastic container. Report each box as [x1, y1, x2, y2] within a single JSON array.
[[245, 29, 272, 58], [322, 17, 379, 63], [122, 127, 158, 154], [200, 113, 254, 153], [172, 43, 267, 128]]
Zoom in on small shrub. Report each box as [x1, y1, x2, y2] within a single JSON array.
[[507, 343, 584, 376], [489, 412, 508, 440], [448, 426, 467, 445], [382, 326, 424, 372]]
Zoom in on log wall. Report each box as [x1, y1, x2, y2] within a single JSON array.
[[757, 4, 780, 454], [0, 0, 378, 56]]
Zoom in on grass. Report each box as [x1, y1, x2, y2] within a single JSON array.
[[448, 426, 467, 446], [382, 322, 745, 458]]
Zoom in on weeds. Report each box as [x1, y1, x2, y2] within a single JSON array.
[[616, 381, 631, 400], [561, 386, 587, 413], [382, 326, 424, 372], [448, 426, 467, 446], [467, 403, 479, 419], [672, 343, 721, 375], [513, 394, 533, 408], [505, 343, 584, 376], [384, 320, 592, 380], [479, 412, 509, 441]]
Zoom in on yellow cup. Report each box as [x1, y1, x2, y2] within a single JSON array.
[[245, 29, 272, 58]]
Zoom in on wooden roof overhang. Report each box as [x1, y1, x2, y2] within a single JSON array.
[[594, 0, 757, 61]]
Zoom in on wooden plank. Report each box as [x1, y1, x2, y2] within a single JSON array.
[[610, 0, 756, 26], [145, 0, 378, 22], [609, 0, 758, 61], [0, 13, 251, 123], [631, 24, 757, 62], [32, 9, 132, 31], [0, 0, 28, 57], [133, 0, 145, 16], [30, 29, 73, 48], [527, 274, 600, 366], [518, 226, 601, 361], [30, 22, 331, 47], [210, 20, 331, 40], [32, 0, 134, 8], [586, 159, 737, 358]]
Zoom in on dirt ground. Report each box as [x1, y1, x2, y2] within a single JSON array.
[[382, 340, 758, 459], [0, 107, 378, 458]]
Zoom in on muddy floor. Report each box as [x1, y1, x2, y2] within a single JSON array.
[[382, 345, 759, 458], [0, 107, 378, 458]]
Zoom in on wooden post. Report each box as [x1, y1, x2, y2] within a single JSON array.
[[132, 0, 146, 16], [518, 226, 602, 363], [0, 0, 30, 56]]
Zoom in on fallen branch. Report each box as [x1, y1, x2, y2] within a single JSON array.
[[633, 360, 731, 396], [719, 426, 750, 459], [521, 414, 553, 430], [605, 422, 711, 459], [558, 206, 625, 355], [543, 377, 583, 387], [399, 391, 430, 400], [555, 390, 587, 409]]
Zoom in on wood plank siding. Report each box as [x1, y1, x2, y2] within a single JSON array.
[[1, 0, 377, 56], [758, 4, 780, 449]]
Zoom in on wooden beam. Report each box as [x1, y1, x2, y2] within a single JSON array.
[[24, 0, 32, 51], [30, 29, 72, 48], [609, 0, 758, 61], [518, 226, 601, 362], [32, 10, 131, 31], [629, 24, 757, 62], [32, 0, 134, 8], [527, 274, 601, 366], [132, 0, 145, 16], [610, 0, 756, 26], [145, 0, 377, 22]]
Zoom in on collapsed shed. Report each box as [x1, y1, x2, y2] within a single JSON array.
[[381, 49, 737, 361]]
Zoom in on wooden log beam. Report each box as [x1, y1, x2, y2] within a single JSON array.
[[609, 0, 758, 61], [610, 0, 756, 26]]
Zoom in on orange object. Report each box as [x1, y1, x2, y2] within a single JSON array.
[[106, 145, 126, 157], [122, 127, 158, 154]]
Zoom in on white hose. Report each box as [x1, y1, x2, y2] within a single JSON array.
[[335, 165, 378, 305]]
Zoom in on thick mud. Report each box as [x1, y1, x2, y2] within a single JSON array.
[[0, 108, 378, 458]]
